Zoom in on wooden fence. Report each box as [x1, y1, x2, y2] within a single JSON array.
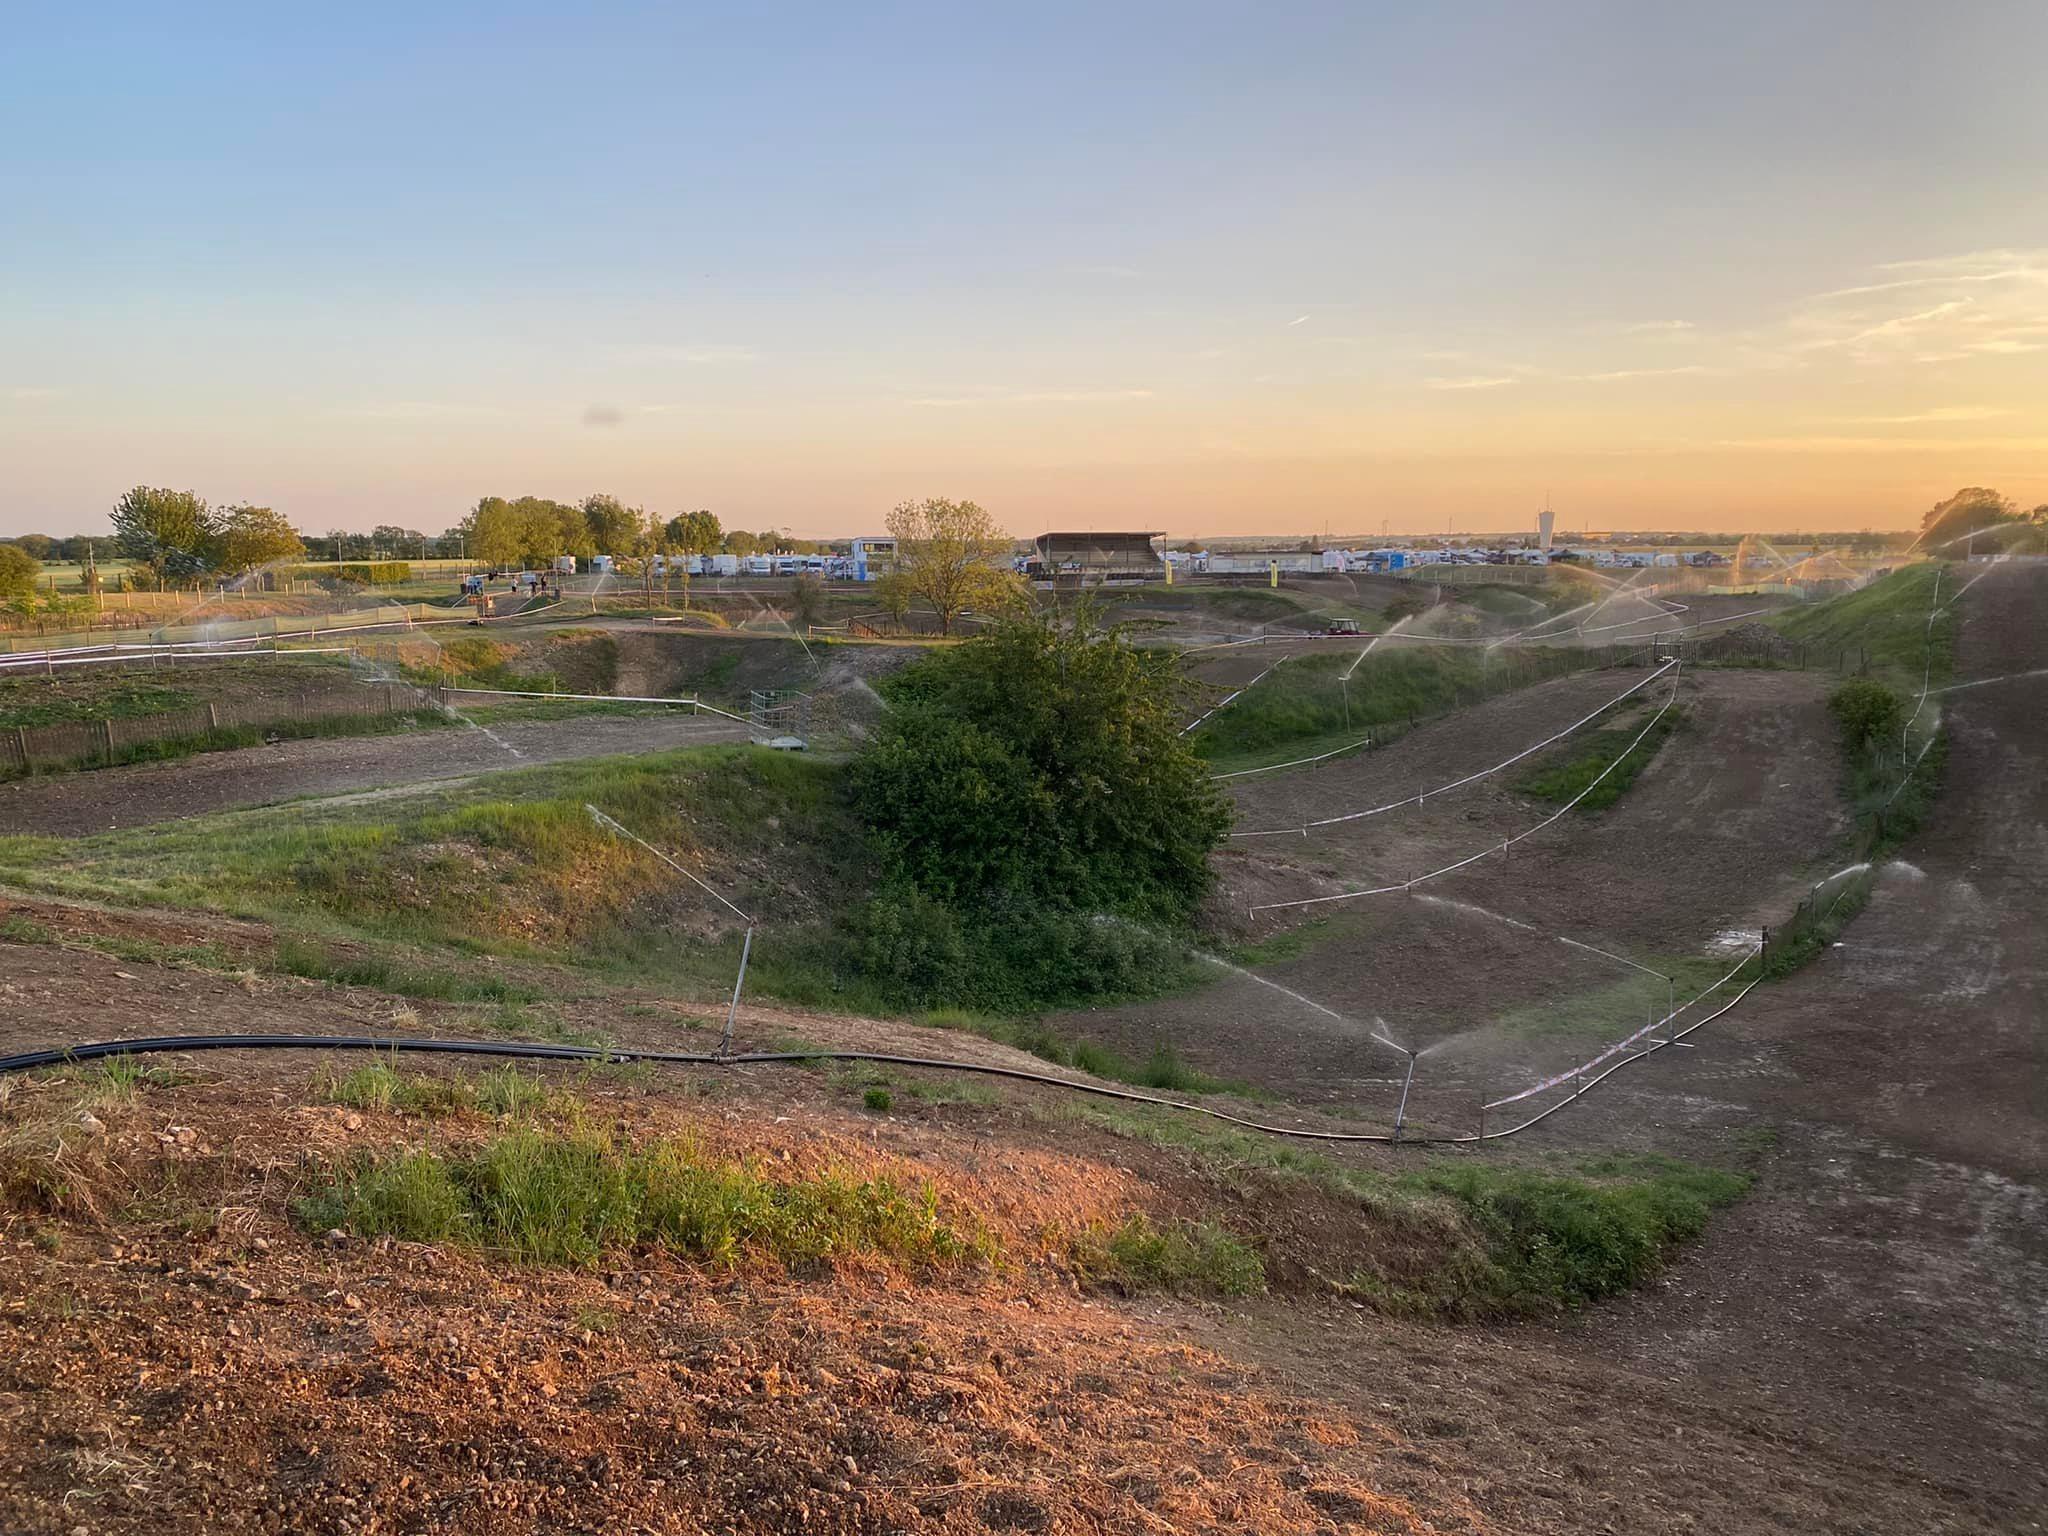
[[2, 683, 440, 775]]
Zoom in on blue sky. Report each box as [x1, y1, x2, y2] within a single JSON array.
[[4, 1, 2045, 536]]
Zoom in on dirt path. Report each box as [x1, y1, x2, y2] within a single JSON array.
[[0, 712, 749, 836]]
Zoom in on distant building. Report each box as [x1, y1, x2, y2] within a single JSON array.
[[1027, 531, 1165, 585], [850, 536, 897, 582], [1538, 509, 1555, 551]]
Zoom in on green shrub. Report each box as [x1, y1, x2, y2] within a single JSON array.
[[1829, 677, 1905, 756], [862, 1087, 893, 1113], [853, 608, 1229, 921], [1404, 1156, 1749, 1310], [1070, 1213, 1264, 1296]]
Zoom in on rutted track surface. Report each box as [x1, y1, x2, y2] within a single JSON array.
[[0, 712, 750, 835], [1544, 558, 2048, 1518], [1059, 668, 1845, 1105]]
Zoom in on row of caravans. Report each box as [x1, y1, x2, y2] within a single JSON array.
[[565, 537, 896, 583]]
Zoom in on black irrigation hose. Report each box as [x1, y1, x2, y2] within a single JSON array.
[[0, 1033, 1441, 1145]]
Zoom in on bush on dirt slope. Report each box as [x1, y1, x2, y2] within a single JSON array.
[[842, 608, 1229, 1011]]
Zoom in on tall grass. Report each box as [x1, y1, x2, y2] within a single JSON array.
[[295, 1125, 994, 1271]]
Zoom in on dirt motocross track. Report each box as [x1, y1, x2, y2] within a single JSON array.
[[0, 566, 2039, 1534], [0, 711, 749, 836]]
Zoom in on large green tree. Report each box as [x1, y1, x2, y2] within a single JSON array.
[[0, 544, 38, 603], [884, 497, 1023, 635], [665, 508, 721, 555], [216, 505, 306, 576], [582, 493, 642, 557], [1918, 487, 2018, 552], [110, 486, 217, 587]]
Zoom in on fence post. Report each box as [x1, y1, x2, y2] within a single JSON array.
[[99, 718, 116, 761]]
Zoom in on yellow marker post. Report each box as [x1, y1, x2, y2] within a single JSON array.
[[1269, 560, 1278, 588]]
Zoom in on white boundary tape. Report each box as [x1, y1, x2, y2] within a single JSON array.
[[1231, 659, 1678, 838], [1209, 737, 1373, 780], [1180, 656, 1286, 736], [1247, 662, 1683, 912], [1485, 943, 1760, 1108], [440, 685, 769, 727]]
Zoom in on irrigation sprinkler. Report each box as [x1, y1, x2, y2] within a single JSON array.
[[1391, 1048, 1418, 1140], [720, 928, 754, 1059]]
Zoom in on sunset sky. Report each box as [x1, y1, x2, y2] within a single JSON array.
[[4, 2, 2044, 539]]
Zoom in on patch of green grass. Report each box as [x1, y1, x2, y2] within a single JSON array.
[[83, 1054, 183, 1102], [317, 1059, 497, 1117], [1191, 645, 1619, 770], [899, 1076, 1000, 1108], [906, 1010, 1249, 1096], [1771, 563, 1956, 684], [1407, 1154, 1750, 1312], [0, 915, 56, 945], [1762, 868, 1876, 978], [475, 1065, 552, 1117], [294, 1126, 994, 1272], [1, 709, 455, 781], [272, 937, 540, 1005], [1514, 705, 1684, 811], [1042, 1101, 1747, 1317], [1070, 1213, 1265, 1296], [862, 1086, 893, 1113], [1220, 919, 1333, 968], [0, 677, 200, 728], [1495, 953, 1744, 1041]]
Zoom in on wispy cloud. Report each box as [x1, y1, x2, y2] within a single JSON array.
[[1286, 314, 1310, 327], [1712, 433, 2048, 454], [1624, 319, 1695, 333], [1576, 365, 1712, 382], [582, 404, 627, 428], [1425, 375, 1517, 391], [8, 386, 62, 400], [1774, 250, 2048, 367], [1827, 406, 2013, 425], [906, 387, 1156, 408]]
